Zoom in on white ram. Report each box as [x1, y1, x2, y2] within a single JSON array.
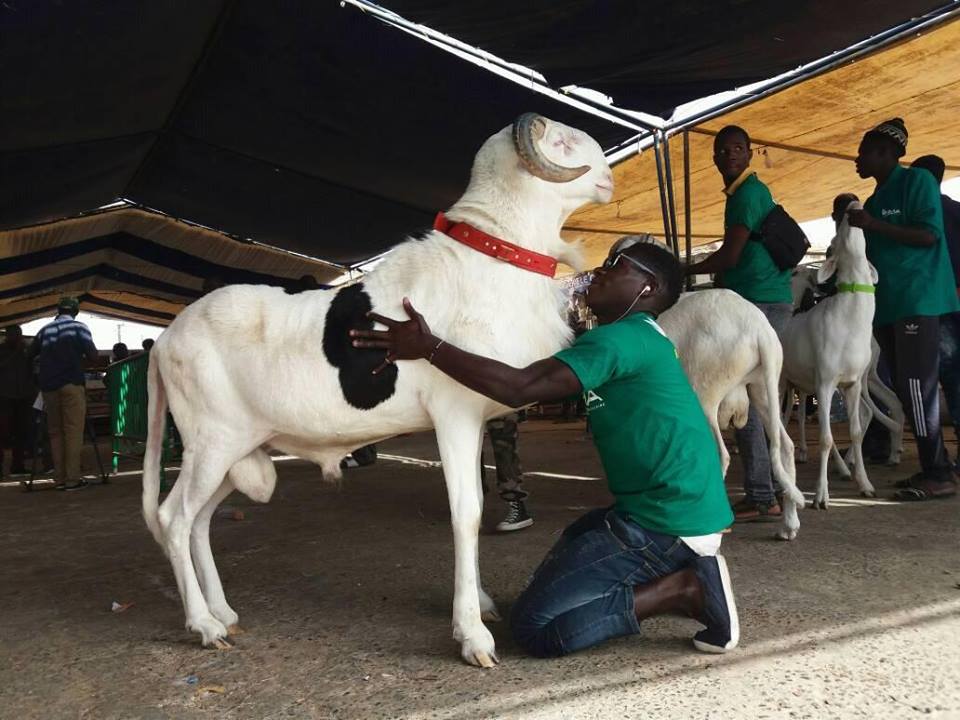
[[659, 290, 805, 540], [780, 202, 889, 508], [141, 114, 614, 667], [788, 266, 904, 472]]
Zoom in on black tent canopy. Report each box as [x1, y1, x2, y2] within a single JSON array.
[[0, 0, 635, 268], [1, 0, 953, 326], [375, 0, 953, 116]]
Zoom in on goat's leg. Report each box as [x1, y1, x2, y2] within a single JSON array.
[[190, 476, 240, 633], [813, 383, 837, 509], [843, 380, 876, 497], [474, 428, 500, 623], [158, 446, 239, 649], [435, 419, 497, 668]]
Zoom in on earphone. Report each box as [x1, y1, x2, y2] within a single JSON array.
[[613, 285, 652, 323]]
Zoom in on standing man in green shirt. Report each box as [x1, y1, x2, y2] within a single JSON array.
[[685, 126, 793, 522], [848, 118, 959, 500], [350, 239, 738, 657]]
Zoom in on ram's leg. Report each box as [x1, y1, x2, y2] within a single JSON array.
[[813, 383, 837, 510], [190, 477, 240, 633], [158, 445, 241, 648], [708, 404, 730, 476], [475, 428, 500, 623], [749, 381, 802, 540], [435, 417, 498, 668], [796, 391, 809, 464], [843, 380, 875, 498]]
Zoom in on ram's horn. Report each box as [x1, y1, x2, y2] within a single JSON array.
[[512, 113, 590, 183]]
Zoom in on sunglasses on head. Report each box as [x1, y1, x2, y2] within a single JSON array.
[[602, 251, 657, 277]]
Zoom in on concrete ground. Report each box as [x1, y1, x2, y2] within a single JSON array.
[[1, 420, 959, 720]]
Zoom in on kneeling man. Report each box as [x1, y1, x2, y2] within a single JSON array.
[[351, 238, 737, 657]]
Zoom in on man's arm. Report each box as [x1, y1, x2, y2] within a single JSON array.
[[349, 298, 582, 407], [429, 349, 580, 408], [684, 225, 750, 276], [847, 209, 935, 247]]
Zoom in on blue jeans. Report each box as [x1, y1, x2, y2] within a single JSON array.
[[737, 302, 793, 504], [510, 507, 697, 658], [940, 312, 960, 453]]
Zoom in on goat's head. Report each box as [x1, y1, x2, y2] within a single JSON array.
[[820, 199, 877, 284], [474, 114, 614, 211]]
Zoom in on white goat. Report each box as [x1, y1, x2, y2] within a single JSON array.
[[788, 267, 904, 470], [141, 114, 614, 667], [659, 290, 805, 541], [781, 202, 883, 508]]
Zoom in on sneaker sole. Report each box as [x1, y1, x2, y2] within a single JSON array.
[[495, 518, 533, 532], [692, 554, 740, 653]]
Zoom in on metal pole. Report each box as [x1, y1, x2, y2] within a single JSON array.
[[662, 131, 680, 258], [683, 130, 692, 289], [652, 133, 671, 248], [342, 0, 659, 135]]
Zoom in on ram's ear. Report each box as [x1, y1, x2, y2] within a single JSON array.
[[817, 258, 837, 284], [868, 262, 879, 285]]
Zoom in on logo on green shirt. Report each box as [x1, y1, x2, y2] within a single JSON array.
[[584, 389, 605, 412]]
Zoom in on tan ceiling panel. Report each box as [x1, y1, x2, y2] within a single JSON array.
[[565, 18, 960, 270]]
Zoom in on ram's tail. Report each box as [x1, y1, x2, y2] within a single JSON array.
[[142, 353, 167, 546]]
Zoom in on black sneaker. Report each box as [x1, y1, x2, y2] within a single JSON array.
[[692, 555, 740, 653], [495, 500, 533, 532]]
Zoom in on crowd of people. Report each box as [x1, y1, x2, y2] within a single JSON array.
[[0, 298, 155, 490]]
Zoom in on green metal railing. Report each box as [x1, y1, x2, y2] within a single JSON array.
[[106, 352, 181, 491]]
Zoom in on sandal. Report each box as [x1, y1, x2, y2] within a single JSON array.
[[893, 477, 957, 501]]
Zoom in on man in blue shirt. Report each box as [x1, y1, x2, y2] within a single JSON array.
[[29, 297, 98, 490]]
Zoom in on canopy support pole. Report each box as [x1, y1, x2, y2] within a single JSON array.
[[683, 130, 692, 289], [652, 133, 672, 251], [662, 132, 680, 258]]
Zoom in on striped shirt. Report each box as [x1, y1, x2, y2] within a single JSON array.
[[32, 315, 97, 392]]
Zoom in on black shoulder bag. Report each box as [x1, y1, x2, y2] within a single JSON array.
[[759, 205, 810, 270]]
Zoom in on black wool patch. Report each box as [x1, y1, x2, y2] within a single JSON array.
[[322, 283, 398, 410]]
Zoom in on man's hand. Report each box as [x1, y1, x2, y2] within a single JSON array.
[[846, 208, 876, 232], [350, 297, 441, 374]]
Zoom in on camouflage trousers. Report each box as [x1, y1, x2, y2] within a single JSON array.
[[481, 412, 527, 501]]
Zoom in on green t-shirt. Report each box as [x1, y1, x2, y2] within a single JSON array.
[[719, 173, 793, 304], [553, 313, 733, 537], [864, 164, 960, 325]]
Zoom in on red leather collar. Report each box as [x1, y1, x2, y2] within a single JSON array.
[[433, 212, 558, 278]]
